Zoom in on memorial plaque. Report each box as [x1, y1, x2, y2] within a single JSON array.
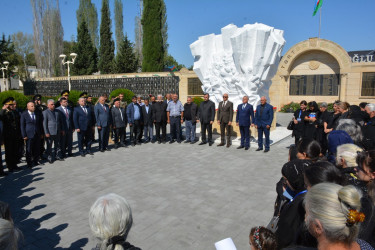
[[289, 74, 339, 96]]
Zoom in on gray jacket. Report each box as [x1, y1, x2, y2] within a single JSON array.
[[43, 109, 64, 135], [111, 106, 127, 128]]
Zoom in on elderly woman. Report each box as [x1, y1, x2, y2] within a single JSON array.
[[304, 183, 372, 249], [336, 119, 364, 146], [89, 193, 141, 250], [0, 218, 21, 250]]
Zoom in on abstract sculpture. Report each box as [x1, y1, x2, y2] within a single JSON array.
[[190, 23, 285, 109]]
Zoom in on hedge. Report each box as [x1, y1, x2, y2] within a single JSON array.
[[192, 97, 204, 108], [109, 89, 135, 104]]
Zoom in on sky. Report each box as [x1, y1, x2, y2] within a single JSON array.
[[1, 0, 375, 68]]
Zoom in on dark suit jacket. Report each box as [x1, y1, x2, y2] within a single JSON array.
[[42, 109, 64, 135], [236, 103, 255, 126], [152, 101, 168, 123], [111, 107, 127, 128], [183, 102, 198, 122], [57, 106, 74, 132], [198, 100, 216, 123], [20, 111, 43, 139], [126, 103, 143, 124], [142, 105, 153, 126], [255, 103, 274, 128], [94, 103, 111, 127], [217, 101, 233, 123], [73, 105, 94, 131]]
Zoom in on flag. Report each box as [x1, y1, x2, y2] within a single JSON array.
[[169, 65, 178, 72], [313, 0, 323, 16]]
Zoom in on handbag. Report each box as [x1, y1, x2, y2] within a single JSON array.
[[267, 200, 286, 233], [287, 120, 294, 130]]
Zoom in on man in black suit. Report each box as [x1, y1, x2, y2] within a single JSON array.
[[142, 98, 154, 143], [198, 93, 216, 146], [111, 98, 127, 148], [57, 97, 74, 158], [217, 93, 234, 147], [153, 94, 168, 144], [20, 101, 44, 168], [74, 97, 94, 156]]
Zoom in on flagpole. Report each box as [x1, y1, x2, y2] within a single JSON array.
[[319, 6, 322, 38]]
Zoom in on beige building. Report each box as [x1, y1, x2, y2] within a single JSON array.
[[270, 38, 375, 110]]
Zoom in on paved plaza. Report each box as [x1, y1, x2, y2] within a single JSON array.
[[0, 114, 294, 250]]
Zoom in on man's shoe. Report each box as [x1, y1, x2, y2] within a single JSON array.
[[177, 141, 181, 144], [226, 144, 231, 148], [106, 148, 111, 151], [151, 140, 155, 144], [199, 142, 206, 145], [217, 143, 225, 147], [209, 142, 213, 146], [100, 149, 105, 152], [114, 145, 119, 149], [184, 140, 190, 143], [169, 140, 175, 144], [237, 146, 244, 149], [57, 158, 64, 161], [158, 141, 161, 144], [162, 141, 167, 144], [120, 143, 126, 147], [136, 142, 141, 145], [264, 149, 270, 153], [256, 148, 263, 151], [48, 159, 53, 164], [190, 141, 195, 144], [245, 147, 249, 150], [80, 154, 85, 157], [88, 151, 94, 155], [68, 153, 74, 157]]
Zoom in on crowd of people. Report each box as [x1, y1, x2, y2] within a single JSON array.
[[0, 91, 275, 175], [1, 95, 375, 249]]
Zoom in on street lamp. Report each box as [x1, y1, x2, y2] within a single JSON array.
[[0, 61, 9, 92], [60, 53, 77, 91]]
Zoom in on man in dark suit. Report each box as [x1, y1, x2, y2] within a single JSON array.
[[111, 98, 127, 148], [94, 95, 112, 152], [127, 96, 143, 146], [255, 96, 274, 152], [363, 103, 375, 150], [20, 101, 44, 168], [57, 97, 74, 158], [198, 93, 216, 146], [153, 94, 168, 144], [183, 97, 198, 144], [43, 99, 65, 163], [217, 93, 234, 147], [74, 97, 94, 156], [142, 98, 154, 143], [236, 96, 255, 150]]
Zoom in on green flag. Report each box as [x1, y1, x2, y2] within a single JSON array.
[[313, 0, 323, 16]]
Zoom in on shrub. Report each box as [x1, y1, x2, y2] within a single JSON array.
[[67, 90, 82, 106], [109, 89, 135, 104], [192, 96, 204, 108], [280, 102, 300, 113], [0, 91, 30, 109]]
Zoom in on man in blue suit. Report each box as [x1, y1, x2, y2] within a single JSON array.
[[74, 97, 94, 156], [20, 101, 43, 168], [255, 96, 274, 152], [127, 96, 143, 146], [57, 97, 74, 158], [236, 96, 255, 150], [94, 95, 112, 152]]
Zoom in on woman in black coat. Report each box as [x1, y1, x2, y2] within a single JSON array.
[[303, 101, 319, 140], [292, 101, 307, 145]]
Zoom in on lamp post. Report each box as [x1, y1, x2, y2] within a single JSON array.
[[0, 61, 9, 92], [59, 53, 77, 91]]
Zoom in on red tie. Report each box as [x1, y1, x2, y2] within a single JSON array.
[[65, 108, 69, 118], [103, 105, 106, 112]]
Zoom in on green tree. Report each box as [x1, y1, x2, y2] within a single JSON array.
[[142, 0, 164, 72], [98, 0, 115, 74], [11, 32, 34, 80], [114, 0, 124, 54], [161, 0, 168, 58], [0, 35, 19, 78], [72, 20, 98, 75], [115, 36, 138, 73], [77, 0, 99, 49]]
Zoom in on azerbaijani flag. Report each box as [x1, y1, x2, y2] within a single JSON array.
[[169, 65, 178, 72], [313, 0, 323, 16]]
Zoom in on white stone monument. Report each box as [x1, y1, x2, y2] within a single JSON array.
[[190, 23, 285, 109]]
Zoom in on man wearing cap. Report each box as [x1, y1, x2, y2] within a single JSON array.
[[43, 99, 65, 163], [94, 95, 112, 152], [57, 97, 74, 158], [20, 101, 44, 168], [0, 97, 23, 172], [111, 98, 127, 148], [56, 90, 74, 109]]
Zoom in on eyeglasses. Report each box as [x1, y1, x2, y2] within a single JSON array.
[[223, 96, 228, 98]]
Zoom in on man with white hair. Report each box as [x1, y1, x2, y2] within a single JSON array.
[[363, 103, 375, 150], [254, 96, 274, 152], [153, 94, 168, 144]]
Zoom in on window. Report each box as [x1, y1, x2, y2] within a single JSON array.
[[289, 74, 339, 96], [188, 78, 204, 95], [361, 72, 375, 96]]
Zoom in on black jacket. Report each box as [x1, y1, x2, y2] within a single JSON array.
[[198, 100, 215, 123], [152, 101, 168, 123], [362, 117, 375, 150], [141, 105, 153, 126]]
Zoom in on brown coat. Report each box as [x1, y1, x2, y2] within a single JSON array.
[[217, 101, 234, 123]]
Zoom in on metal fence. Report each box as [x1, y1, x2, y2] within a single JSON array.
[[24, 76, 180, 97]]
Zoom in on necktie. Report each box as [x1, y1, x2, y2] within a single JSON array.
[[82, 106, 87, 114], [119, 108, 123, 121], [103, 105, 106, 112], [243, 104, 245, 110], [31, 113, 35, 121], [65, 108, 69, 118], [223, 102, 225, 107]]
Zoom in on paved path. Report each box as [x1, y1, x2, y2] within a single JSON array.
[[0, 114, 294, 250]]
